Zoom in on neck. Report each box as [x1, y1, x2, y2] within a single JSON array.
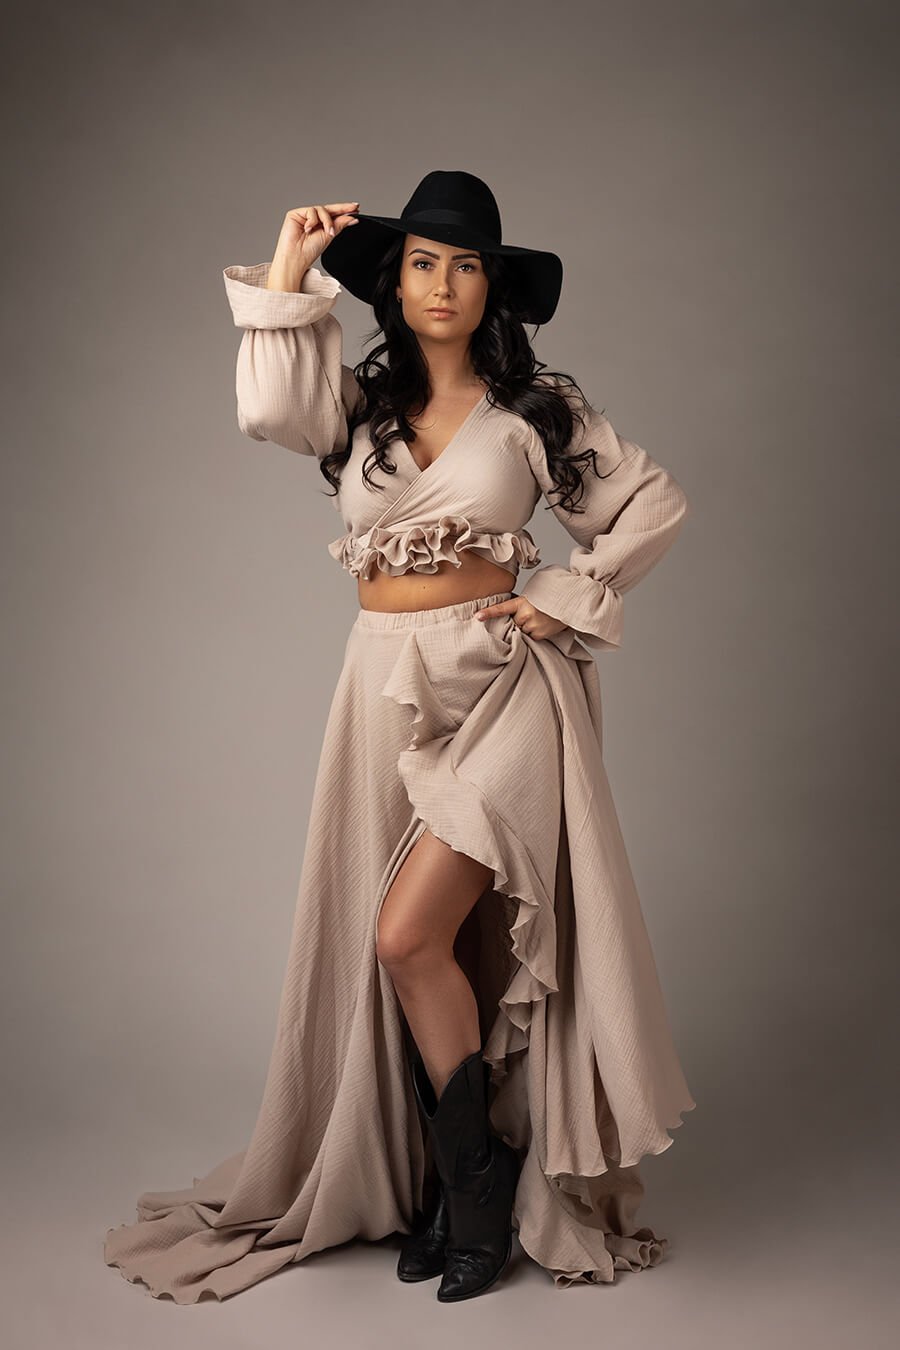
[[416, 338, 483, 396]]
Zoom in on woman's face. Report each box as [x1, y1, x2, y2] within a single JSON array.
[[396, 233, 489, 342]]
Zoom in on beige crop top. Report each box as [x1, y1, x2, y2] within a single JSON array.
[[222, 261, 689, 651]]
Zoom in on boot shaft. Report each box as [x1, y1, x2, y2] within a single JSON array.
[[411, 1049, 492, 1188]]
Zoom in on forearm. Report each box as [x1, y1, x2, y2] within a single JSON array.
[[266, 251, 308, 293]]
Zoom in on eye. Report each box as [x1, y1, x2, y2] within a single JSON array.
[[411, 260, 477, 272]]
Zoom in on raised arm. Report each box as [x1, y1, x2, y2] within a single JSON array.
[[520, 403, 689, 651], [222, 201, 362, 458], [222, 262, 361, 458]]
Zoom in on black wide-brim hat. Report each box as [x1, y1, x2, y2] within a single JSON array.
[[320, 169, 563, 326]]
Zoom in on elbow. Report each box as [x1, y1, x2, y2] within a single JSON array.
[[236, 405, 316, 456], [674, 477, 689, 524], [647, 468, 689, 543], [236, 404, 268, 444], [235, 397, 325, 457], [665, 470, 689, 530]]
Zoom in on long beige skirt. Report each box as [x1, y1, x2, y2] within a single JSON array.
[[104, 589, 696, 1302]]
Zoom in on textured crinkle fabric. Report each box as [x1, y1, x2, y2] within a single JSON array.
[[104, 591, 696, 1302], [327, 515, 542, 579], [221, 262, 690, 653]]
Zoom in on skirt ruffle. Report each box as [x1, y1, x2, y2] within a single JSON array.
[[104, 590, 695, 1301]]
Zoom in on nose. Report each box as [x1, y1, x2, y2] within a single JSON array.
[[431, 267, 454, 296]]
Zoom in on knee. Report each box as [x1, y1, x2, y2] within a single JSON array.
[[375, 915, 440, 975]]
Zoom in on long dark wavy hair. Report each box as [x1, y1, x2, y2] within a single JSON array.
[[319, 235, 608, 515]]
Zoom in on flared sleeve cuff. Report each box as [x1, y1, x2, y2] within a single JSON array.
[[223, 262, 342, 329], [520, 564, 626, 651]]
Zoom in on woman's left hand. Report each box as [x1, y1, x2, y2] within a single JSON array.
[[473, 595, 570, 640]]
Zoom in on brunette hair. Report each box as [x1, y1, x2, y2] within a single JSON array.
[[319, 234, 606, 514]]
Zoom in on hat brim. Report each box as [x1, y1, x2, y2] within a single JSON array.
[[320, 212, 562, 325]]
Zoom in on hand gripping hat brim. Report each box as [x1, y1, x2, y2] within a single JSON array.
[[319, 170, 563, 326]]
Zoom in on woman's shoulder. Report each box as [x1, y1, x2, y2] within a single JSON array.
[[524, 377, 635, 493], [525, 373, 606, 447]]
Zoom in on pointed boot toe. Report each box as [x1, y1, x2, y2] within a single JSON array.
[[436, 1133, 520, 1302]]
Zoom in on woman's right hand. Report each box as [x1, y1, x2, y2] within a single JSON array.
[[268, 202, 361, 288]]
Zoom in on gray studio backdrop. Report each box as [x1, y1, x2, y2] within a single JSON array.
[[2, 1, 898, 1346]]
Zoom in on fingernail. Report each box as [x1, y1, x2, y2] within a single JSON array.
[[329, 226, 334, 236]]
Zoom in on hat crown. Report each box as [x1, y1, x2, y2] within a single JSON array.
[[319, 168, 562, 324], [400, 170, 502, 245]]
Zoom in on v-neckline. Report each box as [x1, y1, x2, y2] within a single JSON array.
[[396, 390, 490, 479]]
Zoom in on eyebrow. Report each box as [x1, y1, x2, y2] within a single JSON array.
[[409, 248, 481, 261]]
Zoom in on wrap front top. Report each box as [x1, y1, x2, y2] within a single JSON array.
[[222, 261, 689, 651]]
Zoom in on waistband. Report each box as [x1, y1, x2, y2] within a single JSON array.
[[353, 590, 515, 631]]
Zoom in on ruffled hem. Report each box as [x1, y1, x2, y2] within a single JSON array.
[[377, 614, 695, 1283], [102, 599, 695, 1304], [327, 515, 542, 579]]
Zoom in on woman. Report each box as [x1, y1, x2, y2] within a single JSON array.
[[104, 170, 696, 1305]]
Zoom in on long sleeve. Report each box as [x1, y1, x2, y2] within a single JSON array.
[[519, 404, 689, 651], [222, 261, 361, 458]]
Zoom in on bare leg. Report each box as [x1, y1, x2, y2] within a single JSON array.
[[376, 828, 493, 1097], [453, 903, 484, 1034]]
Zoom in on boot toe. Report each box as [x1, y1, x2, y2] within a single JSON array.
[[436, 1238, 511, 1301], [397, 1248, 445, 1280]]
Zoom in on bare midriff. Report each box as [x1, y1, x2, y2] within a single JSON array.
[[357, 551, 517, 613]]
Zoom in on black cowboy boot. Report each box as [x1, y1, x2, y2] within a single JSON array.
[[396, 1171, 450, 1281], [412, 1047, 520, 1302], [396, 1045, 450, 1280]]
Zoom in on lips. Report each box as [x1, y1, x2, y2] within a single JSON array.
[[426, 308, 455, 315]]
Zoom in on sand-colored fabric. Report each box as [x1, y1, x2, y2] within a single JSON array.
[[103, 263, 695, 1301], [220, 263, 689, 649], [104, 591, 696, 1302]]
